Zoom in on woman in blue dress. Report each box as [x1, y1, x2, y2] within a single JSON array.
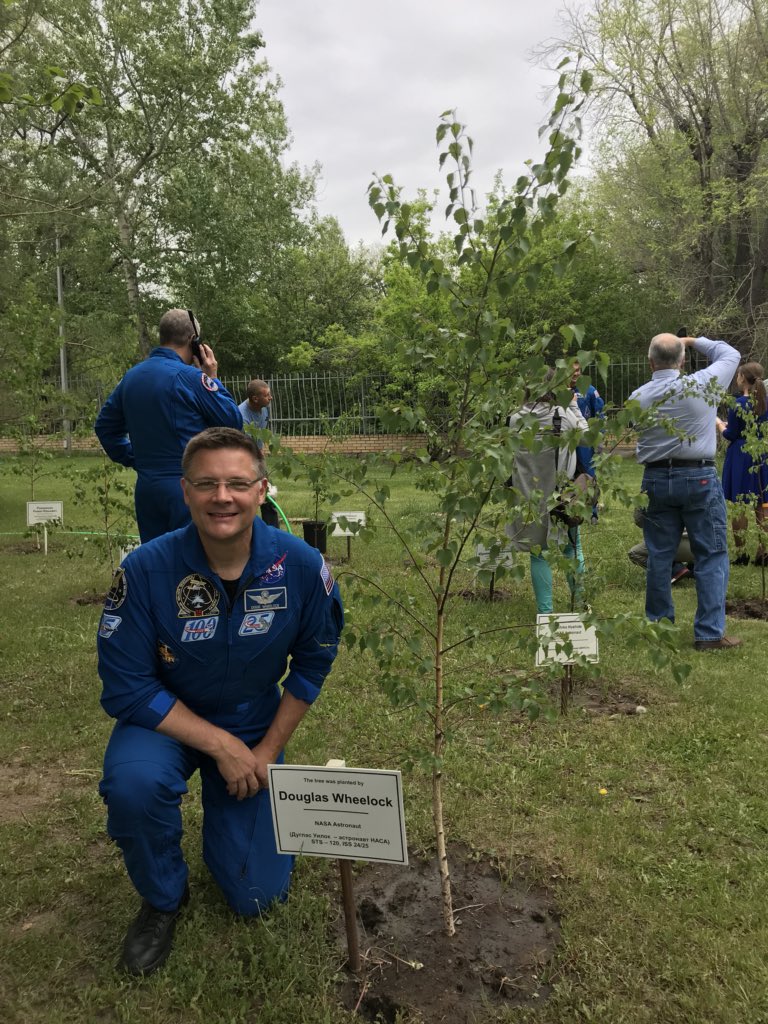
[[716, 362, 768, 565]]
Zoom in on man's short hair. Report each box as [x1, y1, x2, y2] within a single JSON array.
[[159, 308, 196, 347], [246, 378, 269, 400], [182, 427, 266, 477], [648, 335, 684, 369]]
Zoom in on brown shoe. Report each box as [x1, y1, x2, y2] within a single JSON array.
[[693, 636, 742, 651]]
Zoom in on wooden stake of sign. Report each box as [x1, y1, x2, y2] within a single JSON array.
[[339, 859, 361, 973], [561, 663, 573, 715], [326, 759, 361, 973], [330, 513, 366, 563]]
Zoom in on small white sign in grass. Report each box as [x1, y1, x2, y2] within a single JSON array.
[[26, 501, 63, 556], [330, 511, 366, 537], [535, 613, 599, 666], [329, 511, 366, 560], [474, 543, 516, 572], [26, 501, 63, 526], [269, 760, 408, 974], [268, 763, 407, 865]]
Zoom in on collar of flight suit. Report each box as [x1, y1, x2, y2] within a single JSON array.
[[177, 518, 283, 588]]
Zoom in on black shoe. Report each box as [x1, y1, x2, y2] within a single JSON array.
[[120, 885, 189, 976], [753, 553, 768, 567], [732, 553, 750, 566]]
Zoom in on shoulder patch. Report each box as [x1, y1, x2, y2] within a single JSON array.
[[98, 613, 122, 638], [201, 373, 219, 392], [320, 560, 334, 596], [105, 567, 127, 611]]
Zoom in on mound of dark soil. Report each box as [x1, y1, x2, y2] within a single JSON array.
[[335, 846, 560, 1023], [726, 597, 768, 621]]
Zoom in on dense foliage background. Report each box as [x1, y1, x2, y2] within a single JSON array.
[[5, 0, 768, 426]]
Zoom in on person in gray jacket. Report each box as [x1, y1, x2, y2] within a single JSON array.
[[505, 372, 589, 613]]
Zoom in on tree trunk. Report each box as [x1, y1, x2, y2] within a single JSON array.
[[433, 612, 455, 937], [116, 206, 151, 357]]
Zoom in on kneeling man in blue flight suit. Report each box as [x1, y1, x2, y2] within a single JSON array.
[[97, 427, 344, 976]]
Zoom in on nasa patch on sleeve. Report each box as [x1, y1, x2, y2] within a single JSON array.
[[201, 373, 219, 392]]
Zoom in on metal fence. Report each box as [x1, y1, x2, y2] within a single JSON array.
[[223, 373, 390, 435], [10, 358, 697, 438]]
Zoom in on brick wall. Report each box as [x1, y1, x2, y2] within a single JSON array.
[[0, 433, 637, 457], [0, 434, 430, 455]]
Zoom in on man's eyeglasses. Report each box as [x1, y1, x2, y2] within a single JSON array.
[[185, 478, 263, 493]]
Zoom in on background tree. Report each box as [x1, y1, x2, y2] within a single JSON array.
[[554, 0, 768, 356], [1, 0, 308, 359]]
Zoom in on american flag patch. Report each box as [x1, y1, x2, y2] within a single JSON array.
[[320, 560, 334, 596]]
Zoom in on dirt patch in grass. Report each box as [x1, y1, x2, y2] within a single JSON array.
[[0, 763, 94, 824], [726, 597, 768, 620], [570, 685, 648, 717], [541, 677, 649, 718], [71, 590, 107, 606], [2, 540, 46, 555], [454, 588, 516, 602], [334, 845, 559, 1023]]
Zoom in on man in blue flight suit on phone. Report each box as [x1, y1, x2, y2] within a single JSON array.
[[95, 309, 243, 542], [97, 427, 344, 976]]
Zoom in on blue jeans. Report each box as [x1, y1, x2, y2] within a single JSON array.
[[641, 465, 729, 642]]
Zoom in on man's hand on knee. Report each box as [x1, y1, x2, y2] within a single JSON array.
[[214, 733, 263, 800]]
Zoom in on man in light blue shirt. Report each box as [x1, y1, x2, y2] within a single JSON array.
[[238, 379, 278, 527], [238, 379, 272, 439], [629, 334, 741, 651]]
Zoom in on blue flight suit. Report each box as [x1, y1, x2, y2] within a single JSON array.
[[97, 519, 344, 915], [95, 348, 243, 542], [574, 382, 605, 518]]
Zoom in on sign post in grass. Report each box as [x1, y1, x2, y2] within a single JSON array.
[[268, 760, 408, 973], [26, 500, 63, 555]]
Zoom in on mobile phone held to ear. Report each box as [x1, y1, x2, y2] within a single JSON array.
[[187, 308, 202, 360], [676, 327, 688, 338]]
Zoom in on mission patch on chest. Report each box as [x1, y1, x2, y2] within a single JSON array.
[[176, 574, 220, 618], [239, 611, 275, 636]]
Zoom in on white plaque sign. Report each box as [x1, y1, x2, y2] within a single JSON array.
[[330, 511, 366, 537], [268, 764, 408, 865], [535, 613, 599, 666], [474, 543, 516, 572], [26, 501, 63, 526]]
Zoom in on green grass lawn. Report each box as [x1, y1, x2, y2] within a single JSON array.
[[2, 453, 768, 1023]]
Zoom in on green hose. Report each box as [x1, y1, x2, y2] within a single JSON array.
[[266, 495, 293, 533]]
